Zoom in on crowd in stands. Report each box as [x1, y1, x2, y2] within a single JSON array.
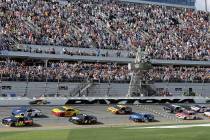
[[0, 60, 131, 82], [147, 66, 210, 82], [0, 60, 209, 83], [0, 0, 209, 60]]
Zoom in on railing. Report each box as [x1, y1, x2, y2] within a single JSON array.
[[69, 81, 91, 97], [0, 51, 133, 63], [2, 50, 210, 65]]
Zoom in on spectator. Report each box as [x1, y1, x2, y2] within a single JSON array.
[[0, 0, 209, 60]]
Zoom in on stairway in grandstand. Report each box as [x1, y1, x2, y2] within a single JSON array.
[[128, 74, 156, 97], [69, 80, 94, 97], [127, 45, 156, 97]]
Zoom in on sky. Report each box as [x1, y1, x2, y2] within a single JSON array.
[[195, 0, 210, 11]]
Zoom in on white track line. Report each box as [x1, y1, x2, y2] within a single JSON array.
[[126, 123, 210, 129]]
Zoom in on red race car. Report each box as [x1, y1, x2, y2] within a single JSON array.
[[176, 111, 197, 120]]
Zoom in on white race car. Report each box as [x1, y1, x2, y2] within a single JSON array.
[[12, 107, 42, 117], [191, 105, 207, 113], [176, 111, 197, 120], [204, 109, 210, 118]]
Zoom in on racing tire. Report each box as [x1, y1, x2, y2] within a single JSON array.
[[10, 123, 15, 127], [92, 120, 97, 124], [34, 114, 38, 117], [193, 117, 196, 120], [77, 121, 81, 125], [28, 122, 33, 126], [183, 117, 187, 120], [87, 120, 91, 124]]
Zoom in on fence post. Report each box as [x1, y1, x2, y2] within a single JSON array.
[[0, 73, 2, 95], [56, 75, 60, 96], [44, 60, 48, 96], [24, 73, 29, 97]]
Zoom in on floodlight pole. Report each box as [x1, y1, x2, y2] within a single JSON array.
[[205, 0, 208, 12]]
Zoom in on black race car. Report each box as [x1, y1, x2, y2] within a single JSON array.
[[69, 114, 97, 125], [163, 104, 183, 113]]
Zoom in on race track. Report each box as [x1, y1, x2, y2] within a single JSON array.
[[0, 105, 210, 131]]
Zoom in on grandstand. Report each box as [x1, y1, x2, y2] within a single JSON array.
[[0, 0, 210, 99]]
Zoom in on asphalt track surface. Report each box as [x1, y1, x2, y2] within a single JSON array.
[[0, 105, 210, 131]]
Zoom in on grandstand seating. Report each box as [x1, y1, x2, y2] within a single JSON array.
[[1, 0, 209, 60], [0, 0, 210, 97]]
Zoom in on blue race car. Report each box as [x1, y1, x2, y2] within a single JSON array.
[[129, 113, 155, 122], [12, 106, 42, 117], [2, 115, 33, 127], [69, 114, 97, 125]]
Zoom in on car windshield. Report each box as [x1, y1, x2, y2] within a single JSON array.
[[76, 114, 84, 117], [113, 105, 122, 109], [144, 114, 152, 117], [9, 116, 17, 121], [15, 107, 27, 112], [20, 106, 28, 110], [58, 107, 66, 111], [132, 113, 140, 116]]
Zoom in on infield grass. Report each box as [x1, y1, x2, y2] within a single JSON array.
[[1, 126, 210, 140]]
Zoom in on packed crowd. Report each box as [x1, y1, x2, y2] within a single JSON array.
[[147, 66, 210, 82], [0, 60, 209, 83], [0, 60, 131, 82], [0, 0, 210, 60]]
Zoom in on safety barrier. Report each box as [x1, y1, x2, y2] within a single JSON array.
[[0, 96, 209, 106]]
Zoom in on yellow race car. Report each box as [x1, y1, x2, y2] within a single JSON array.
[[107, 105, 132, 114], [52, 106, 80, 117]]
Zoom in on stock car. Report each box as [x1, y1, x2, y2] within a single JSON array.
[[163, 104, 183, 113], [129, 113, 155, 122], [191, 105, 207, 113], [52, 106, 80, 117], [2, 115, 33, 127], [12, 106, 42, 117], [176, 110, 197, 120], [203, 109, 210, 117], [69, 114, 97, 125], [107, 105, 132, 114]]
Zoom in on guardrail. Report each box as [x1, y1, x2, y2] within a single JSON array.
[[0, 96, 209, 106], [0, 51, 132, 64], [1, 50, 210, 66]]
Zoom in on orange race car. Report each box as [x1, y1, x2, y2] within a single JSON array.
[[52, 106, 80, 117], [107, 105, 132, 114]]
